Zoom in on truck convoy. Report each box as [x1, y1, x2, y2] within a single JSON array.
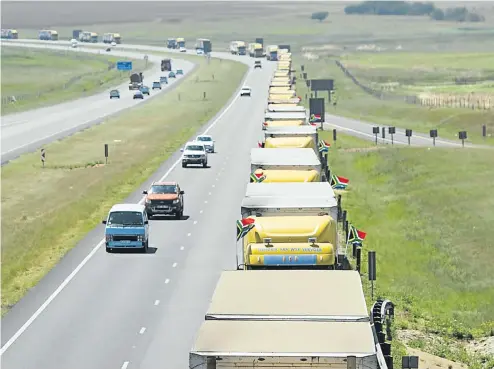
[[189, 47, 394, 369], [230, 41, 247, 55], [161, 59, 172, 71], [248, 43, 263, 57], [103, 33, 121, 44], [196, 38, 212, 54], [39, 30, 58, 40], [79, 31, 98, 43]]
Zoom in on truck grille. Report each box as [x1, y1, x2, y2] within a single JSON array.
[[113, 235, 138, 242], [150, 199, 174, 206]]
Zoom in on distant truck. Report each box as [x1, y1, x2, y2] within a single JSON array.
[[129, 72, 143, 90], [1, 29, 19, 39], [255, 37, 264, 47], [267, 104, 307, 113], [103, 33, 121, 44], [262, 126, 319, 154], [229, 40, 246, 55], [266, 45, 279, 61], [196, 38, 212, 54], [167, 38, 176, 49], [190, 270, 389, 369], [250, 148, 325, 183], [161, 59, 172, 72], [176, 37, 185, 49], [248, 43, 263, 58], [79, 31, 98, 43], [263, 112, 307, 130], [39, 30, 58, 40]]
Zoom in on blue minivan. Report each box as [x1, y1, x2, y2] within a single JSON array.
[[103, 204, 149, 253]]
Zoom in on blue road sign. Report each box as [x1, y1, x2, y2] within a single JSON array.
[[117, 61, 132, 71]]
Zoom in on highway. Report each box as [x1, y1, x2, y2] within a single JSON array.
[[1, 42, 195, 164], [0, 39, 488, 369]]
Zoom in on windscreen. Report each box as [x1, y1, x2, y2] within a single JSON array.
[[186, 145, 204, 151], [197, 136, 212, 142], [108, 211, 143, 226], [149, 185, 176, 194]]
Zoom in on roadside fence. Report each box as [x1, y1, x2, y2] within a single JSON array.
[[335, 60, 493, 110]]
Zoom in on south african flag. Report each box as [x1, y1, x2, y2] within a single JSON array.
[[330, 175, 349, 190], [318, 139, 331, 153], [237, 218, 255, 241], [347, 224, 367, 244], [310, 114, 322, 123], [250, 170, 266, 183]]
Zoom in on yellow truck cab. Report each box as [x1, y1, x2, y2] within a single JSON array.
[[238, 182, 338, 269], [250, 148, 325, 183]]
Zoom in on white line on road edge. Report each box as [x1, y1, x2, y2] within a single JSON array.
[[139, 327, 146, 335], [121, 361, 129, 369], [0, 67, 246, 356]]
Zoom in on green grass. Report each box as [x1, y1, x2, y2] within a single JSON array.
[[319, 129, 375, 150], [0, 55, 247, 315], [1, 47, 147, 115], [325, 144, 494, 368], [294, 56, 494, 145]]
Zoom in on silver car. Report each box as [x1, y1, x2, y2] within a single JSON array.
[[196, 135, 215, 153]]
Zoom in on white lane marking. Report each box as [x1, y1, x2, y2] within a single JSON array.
[[204, 200, 208, 204], [193, 220, 197, 225], [121, 362, 129, 369], [0, 57, 247, 355], [165, 279, 170, 284], [212, 184, 215, 188], [172, 262, 178, 268], [139, 327, 146, 335], [180, 246, 185, 250], [199, 210, 203, 214], [187, 233, 191, 237], [154, 300, 160, 306], [208, 192, 212, 196]]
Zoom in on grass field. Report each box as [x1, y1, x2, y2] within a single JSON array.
[[324, 138, 494, 367], [3, 1, 494, 53], [294, 55, 494, 145], [1, 55, 247, 315], [1, 47, 146, 114]]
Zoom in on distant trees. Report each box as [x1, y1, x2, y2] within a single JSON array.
[[311, 11, 329, 22], [344, 1, 484, 22]]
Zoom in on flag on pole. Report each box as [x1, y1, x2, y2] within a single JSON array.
[[330, 175, 349, 190], [346, 224, 367, 244], [237, 218, 255, 241], [318, 139, 331, 153], [258, 141, 263, 148], [250, 170, 266, 183], [310, 114, 322, 123]]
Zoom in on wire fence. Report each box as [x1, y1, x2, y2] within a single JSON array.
[[335, 60, 493, 110], [1, 50, 117, 106]]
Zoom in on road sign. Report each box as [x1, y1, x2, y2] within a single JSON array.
[[117, 61, 132, 71]]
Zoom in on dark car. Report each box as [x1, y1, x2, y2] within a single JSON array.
[[168, 71, 176, 78], [176, 69, 184, 75], [109, 89, 120, 99], [142, 182, 184, 219], [254, 61, 262, 69], [133, 91, 144, 99], [140, 86, 150, 95], [152, 81, 161, 90]]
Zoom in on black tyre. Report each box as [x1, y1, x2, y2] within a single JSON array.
[[182, 162, 187, 168], [203, 161, 207, 168], [106, 247, 113, 253], [142, 241, 149, 253]]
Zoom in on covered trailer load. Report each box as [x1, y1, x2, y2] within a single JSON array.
[[262, 126, 318, 154], [250, 148, 322, 183], [167, 38, 176, 48], [268, 97, 301, 104], [269, 81, 292, 88], [264, 111, 306, 123], [267, 104, 306, 113], [269, 89, 296, 97], [271, 77, 290, 85], [161, 59, 172, 71], [176, 37, 185, 48], [274, 70, 290, 78]]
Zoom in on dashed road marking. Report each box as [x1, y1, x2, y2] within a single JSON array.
[[193, 220, 197, 225], [121, 362, 129, 369], [165, 278, 170, 284], [199, 210, 203, 214], [172, 262, 177, 268], [212, 184, 215, 188], [154, 300, 160, 306], [204, 200, 208, 204], [187, 232, 191, 236], [180, 246, 185, 250], [139, 327, 146, 334]]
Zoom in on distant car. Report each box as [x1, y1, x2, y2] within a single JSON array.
[[180, 141, 208, 168], [133, 91, 144, 99], [111, 41, 116, 47], [196, 135, 215, 153], [70, 39, 78, 48], [179, 47, 186, 53], [109, 89, 120, 99], [254, 61, 262, 69], [196, 49, 204, 55], [152, 81, 162, 90], [176, 69, 184, 75], [169, 71, 176, 78], [240, 86, 251, 97], [140, 86, 150, 95], [106, 47, 111, 52], [142, 182, 185, 219], [160, 76, 168, 84]]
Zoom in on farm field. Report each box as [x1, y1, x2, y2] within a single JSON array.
[[294, 54, 494, 145], [325, 140, 494, 368], [1, 47, 146, 114], [0, 55, 247, 316]]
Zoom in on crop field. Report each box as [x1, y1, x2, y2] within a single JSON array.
[[3, 1, 494, 53], [325, 141, 494, 368], [1, 47, 146, 114], [294, 55, 494, 145], [0, 55, 247, 315]]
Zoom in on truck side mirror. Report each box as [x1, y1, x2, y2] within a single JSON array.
[[142, 190, 148, 194], [144, 220, 149, 225], [180, 190, 184, 194], [180, 148, 184, 152], [102, 220, 107, 224]]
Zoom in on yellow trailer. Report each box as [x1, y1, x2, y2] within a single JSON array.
[[264, 136, 315, 150]]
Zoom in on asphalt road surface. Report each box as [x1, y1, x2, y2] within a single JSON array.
[[1, 42, 195, 164], [1, 41, 276, 368]]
